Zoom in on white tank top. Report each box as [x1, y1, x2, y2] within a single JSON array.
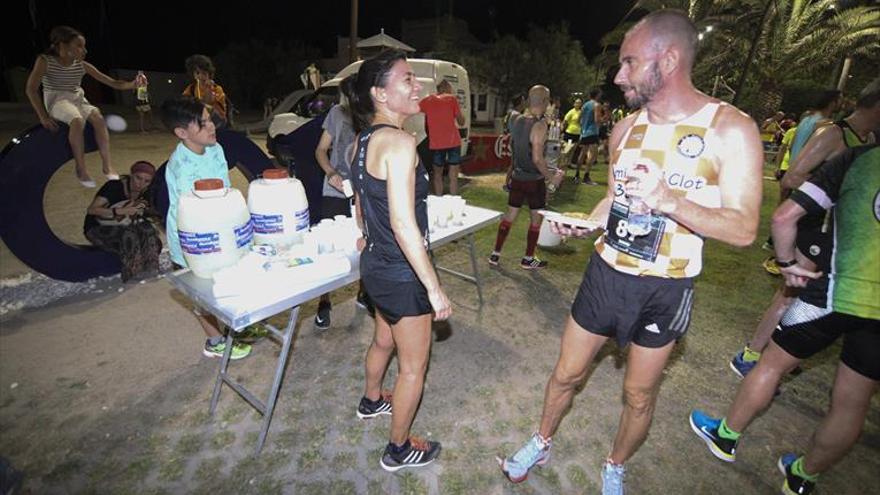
[[595, 102, 725, 278]]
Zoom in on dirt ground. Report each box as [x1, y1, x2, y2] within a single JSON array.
[[0, 114, 877, 494]]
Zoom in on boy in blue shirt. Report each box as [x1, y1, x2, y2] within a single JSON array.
[[160, 97, 251, 360]]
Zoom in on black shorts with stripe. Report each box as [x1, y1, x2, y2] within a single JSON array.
[[571, 253, 695, 348], [772, 299, 880, 380]]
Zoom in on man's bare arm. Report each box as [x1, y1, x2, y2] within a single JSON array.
[[780, 125, 844, 190], [646, 106, 763, 247]]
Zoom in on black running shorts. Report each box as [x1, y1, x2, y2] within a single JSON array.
[[361, 274, 432, 325], [579, 135, 600, 145], [571, 253, 695, 348], [508, 178, 546, 210], [772, 299, 880, 380]]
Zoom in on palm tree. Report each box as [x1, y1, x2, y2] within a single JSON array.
[[748, 0, 879, 116], [597, 0, 879, 117]]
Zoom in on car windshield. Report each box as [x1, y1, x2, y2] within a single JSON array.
[[293, 86, 340, 118]]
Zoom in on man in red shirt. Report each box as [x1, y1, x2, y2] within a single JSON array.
[[420, 80, 466, 195]]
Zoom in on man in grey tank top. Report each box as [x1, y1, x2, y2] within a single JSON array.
[[488, 85, 555, 270]]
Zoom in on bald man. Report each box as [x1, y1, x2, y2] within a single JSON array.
[[498, 10, 763, 494], [488, 84, 555, 270]]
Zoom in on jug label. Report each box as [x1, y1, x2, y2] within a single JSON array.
[[234, 220, 254, 248], [179, 230, 221, 255], [252, 213, 284, 234], [294, 208, 310, 231]]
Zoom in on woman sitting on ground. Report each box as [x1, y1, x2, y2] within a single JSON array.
[[83, 160, 162, 282]]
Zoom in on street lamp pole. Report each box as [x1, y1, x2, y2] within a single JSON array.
[[349, 0, 359, 63]]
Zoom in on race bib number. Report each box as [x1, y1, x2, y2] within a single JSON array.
[[604, 200, 665, 262]]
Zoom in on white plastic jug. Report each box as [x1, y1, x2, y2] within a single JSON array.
[[247, 169, 310, 248], [537, 216, 562, 247], [178, 179, 253, 278]]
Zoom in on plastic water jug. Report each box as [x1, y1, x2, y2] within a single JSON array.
[[247, 169, 310, 248], [178, 179, 253, 278]]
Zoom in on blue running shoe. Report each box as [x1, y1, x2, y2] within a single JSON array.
[[778, 453, 816, 495], [601, 461, 626, 495], [730, 351, 758, 379], [497, 432, 551, 483], [689, 410, 738, 462]]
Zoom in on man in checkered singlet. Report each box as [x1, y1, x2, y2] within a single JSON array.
[[498, 10, 764, 494]]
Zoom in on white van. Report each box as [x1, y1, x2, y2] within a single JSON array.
[[267, 58, 470, 160]]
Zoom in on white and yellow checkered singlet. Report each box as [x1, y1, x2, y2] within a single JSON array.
[[595, 102, 724, 278]]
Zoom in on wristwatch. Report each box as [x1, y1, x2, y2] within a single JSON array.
[[775, 259, 797, 268]]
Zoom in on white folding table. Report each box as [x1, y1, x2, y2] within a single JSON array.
[[165, 205, 501, 454]]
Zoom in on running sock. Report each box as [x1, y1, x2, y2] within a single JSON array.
[[494, 220, 512, 252], [718, 418, 741, 441], [389, 439, 411, 457], [742, 345, 762, 362], [208, 336, 224, 346], [792, 456, 819, 482], [526, 224, 540, 257]]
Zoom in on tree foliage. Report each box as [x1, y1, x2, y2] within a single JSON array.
[[213, 39, 321, 109], [598, 0, 879, 117], [434, 23, 597, 108]]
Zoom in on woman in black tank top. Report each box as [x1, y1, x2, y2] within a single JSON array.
[[341, 51, 450, 471]]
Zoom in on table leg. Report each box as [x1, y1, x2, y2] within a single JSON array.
[[255, 306, 301, 455], [466, 233, 484, 306], [209, 329, 235, 415]]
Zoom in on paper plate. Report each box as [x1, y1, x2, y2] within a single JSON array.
[[538, 210, 602, 230]]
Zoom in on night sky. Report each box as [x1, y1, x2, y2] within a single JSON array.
[[4, 1, 636, 72]]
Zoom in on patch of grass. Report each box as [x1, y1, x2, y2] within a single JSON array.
[[87, 458, 121, 486], [186, 410, 211, 427], [195, 456, 225, 481], [297, 448, 323, 470], [367, 480, 386, 495], [211, 430, 236, 450], [272, 429, 300, 449], [331, 451, 357, 470], [327, 480, 357, 494], [176, 432, 203, 455], [221, 405, 246, 424], [244, 430, 259, 448], [158, 457, 185, 482], [397, 472, 428, 495], [534, 465, 561, 491], [45, 456, 83, 483], [145, 433, 171, 454], [123, 455, 155, 483]]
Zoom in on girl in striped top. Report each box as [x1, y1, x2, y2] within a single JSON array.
[[25, 26, 136, 188]]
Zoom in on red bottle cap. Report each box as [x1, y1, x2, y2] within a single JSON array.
[[194, 178, 224, 190], [263, 169, 289, 180]]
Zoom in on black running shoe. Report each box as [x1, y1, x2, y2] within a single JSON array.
[[357, 392, 392, 419], [779, 453, 815, 495], [356, 291, 376, 317], [488, 252, 500, 266], [314, 301, 331, 330], [520, 257, 548, 270], [380, 437, 441, 472]]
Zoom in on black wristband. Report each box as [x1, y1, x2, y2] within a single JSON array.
[[776, 258, 797, 268]]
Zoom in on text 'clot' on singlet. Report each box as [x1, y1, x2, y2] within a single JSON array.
[[351, 124, 431, 281], [596, 102, 725, 279]]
